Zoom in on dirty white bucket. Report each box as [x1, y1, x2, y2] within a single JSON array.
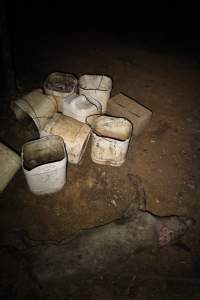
[[41, 113, 91, 164], [0, 143, 21, 192], [63, 94, 102, 123], [11, 89, 57, 132], [79, 75, 112, 113], [87, 115, 132, 166], [44, 72, 78, 112], [22, 135, 67, 195]]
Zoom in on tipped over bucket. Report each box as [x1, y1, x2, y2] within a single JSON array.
[[41, 114, 91, 164], [11, 89, 57, 133], [0, 143, 21, 192], [63, 94, 102, 123]]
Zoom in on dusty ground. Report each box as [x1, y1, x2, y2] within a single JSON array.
[[0, 28, 200, 299]]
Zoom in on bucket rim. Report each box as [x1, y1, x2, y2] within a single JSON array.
[[79, 74, 112, 92], [11, 89, 58, 132], [86, 114, 133, 141], [44, 72, 78, 95], [22, 135, 67, 171]]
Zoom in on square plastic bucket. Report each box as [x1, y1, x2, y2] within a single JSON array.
[[22, 135, 67, 195], [87, 115, 132, 166], [79, 75, 112, 113]]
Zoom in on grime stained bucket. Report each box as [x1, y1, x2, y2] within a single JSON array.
[[87, 115, 132, 166], [44, 72, 78, 112], [11, 89, 57, 133], [79, 75, 112, 113], [0, 142, 21, 192], [22, 135, 67, 195], [41, 113, 91, 164], [63, 94, 102, 123]]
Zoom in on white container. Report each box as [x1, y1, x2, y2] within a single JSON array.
[[41, 114, 91, 164], [11, 89, 57, 132], [44, 72, 78, 112], [0, 143, 21, 192], [87, 115, 132, 166], [63, 94, 102, 123], [79, 75, 112, 113], [22, 135, 67, 195]]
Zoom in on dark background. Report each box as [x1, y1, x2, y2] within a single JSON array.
[[0, 0, 199, 98], [6, 1, 199, 45]]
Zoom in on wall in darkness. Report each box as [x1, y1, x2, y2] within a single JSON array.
[[6, 1, 199, 51], [1, 0, 199, 98]]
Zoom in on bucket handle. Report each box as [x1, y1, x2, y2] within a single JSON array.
[[84, 95, 102, 113], [97, 75, 103, 90], [79, 75, 112, 92], [20, 95, 57, 130], [21, 97, 42, 130]]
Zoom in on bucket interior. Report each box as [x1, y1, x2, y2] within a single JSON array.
[[23, 136, 66, 171], [79, 75, 112, 91], [45, 72, 77, 93], [87, 116, 132, 141]]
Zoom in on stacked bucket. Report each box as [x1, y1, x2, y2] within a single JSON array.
[[7, 72, 133, 195]]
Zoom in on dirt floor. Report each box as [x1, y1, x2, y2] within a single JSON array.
[[0, 28, 200, 299]]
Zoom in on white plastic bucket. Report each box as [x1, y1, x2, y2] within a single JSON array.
[[44, 72, 78, 112], [11, 89, 57, 132], [22, 135, 67, 195], [41, 114, 91, 164], [63, 94, 102, 123], [0, 143, 21, 192], [79, 75, 112, 113], [87, 115, 132, 166]]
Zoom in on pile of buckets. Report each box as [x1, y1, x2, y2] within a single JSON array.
[[1, 73, 135, 195]]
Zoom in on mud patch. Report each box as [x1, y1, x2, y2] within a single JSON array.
[[0, 148, 145, 240], [150, 121, 171, 138]]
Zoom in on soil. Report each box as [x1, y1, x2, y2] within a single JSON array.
[[0, 28, 200, 299]]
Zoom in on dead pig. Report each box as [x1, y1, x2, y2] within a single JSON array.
[[28, 209, 192, 283]]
